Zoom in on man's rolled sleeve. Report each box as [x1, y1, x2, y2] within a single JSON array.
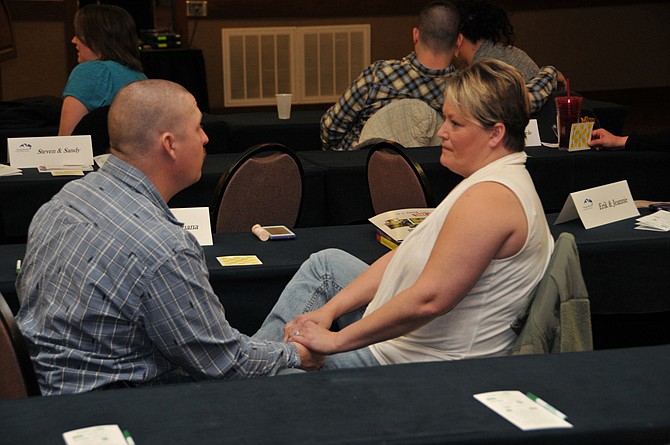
[[526, 65, 558, 114], [142, 248, 301, 379]]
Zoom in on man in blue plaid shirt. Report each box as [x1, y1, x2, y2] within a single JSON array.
[[320, 1, 559, 151], [17, 80, 322, 395]]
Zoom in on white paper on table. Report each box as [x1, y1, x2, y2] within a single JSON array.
[[0, 164, 22, 176], [635, 210, 670, 232], [474, 391, 573, 431], [62, 424, 128, 445]]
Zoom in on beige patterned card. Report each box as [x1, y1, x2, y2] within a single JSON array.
[[568, 122, 594, 152], [217, 255, 263, 266]]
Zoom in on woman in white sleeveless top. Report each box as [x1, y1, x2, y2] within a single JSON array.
[[256, 59, 554, 369]]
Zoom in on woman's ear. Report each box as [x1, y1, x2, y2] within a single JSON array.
[[489, 122, 506, 147]]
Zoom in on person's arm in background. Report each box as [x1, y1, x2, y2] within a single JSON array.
[[589, 128, 670, 151], [525, 66, 559, 115], [588, 128, 628, 150], [58, 96, 89, 135], [320, 64, 377, 151]]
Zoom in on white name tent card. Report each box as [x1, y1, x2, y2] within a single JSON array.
[[524, 119, 541, 147], [170, 207, 213, 246], [555, 180, 639, 229], [8, 135, 94, 169]]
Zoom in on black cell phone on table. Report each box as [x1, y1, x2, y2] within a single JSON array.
[[649, 203, 670, 212]]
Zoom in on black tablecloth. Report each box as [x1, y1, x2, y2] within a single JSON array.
[[298, 146, 670, 225], [2, 216, 669, 344], [3, 146, 670, 244], [1, 345, 669, 444]]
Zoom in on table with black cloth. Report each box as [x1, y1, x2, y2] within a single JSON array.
[[2, 213, 669, 347], [0, 153, 328, 244], [1, 345, 669, 444], [2, 146, 670, 244], [298, 146, 670, 225], [216, 110, 326, 153]]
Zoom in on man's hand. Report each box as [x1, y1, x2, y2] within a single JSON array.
[[293, 342, 324, 371]]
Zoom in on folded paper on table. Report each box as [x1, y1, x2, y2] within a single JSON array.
[[635, 210, 670, 232], [62, 424, 128, 445], [170, 207, 213, 246], [555, 180, 639, 229], [474, 390, 573, 431], [0, 164, 22, 176], [8, 135, 94, 168]]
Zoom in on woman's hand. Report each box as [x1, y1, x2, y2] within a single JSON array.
[[283, 308, 334, 341], [288, 320, 340, 355]]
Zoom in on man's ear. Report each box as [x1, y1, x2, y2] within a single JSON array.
[[412, 27, 420, 45], [160, 132, 177, 160]]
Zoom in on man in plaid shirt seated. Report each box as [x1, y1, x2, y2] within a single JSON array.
[[320, 0, 560, 151]]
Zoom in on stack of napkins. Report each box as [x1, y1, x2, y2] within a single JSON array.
[[636, 210, 670, 232], [0, 164, 22, 176]]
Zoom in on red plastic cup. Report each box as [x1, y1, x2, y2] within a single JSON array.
[[555, 96, 583, 149]]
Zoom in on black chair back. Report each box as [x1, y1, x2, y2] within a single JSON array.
[[72, 105, 110, 156], [210, 143, 304, 232], [366, 140, 433, 215], [0, 292, 40, 399]]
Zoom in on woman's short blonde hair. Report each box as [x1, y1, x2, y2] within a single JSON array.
[[443, 59, 529, 152]]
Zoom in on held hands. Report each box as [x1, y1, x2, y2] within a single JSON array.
[[284, 308, 340, 356], [293, 342, 324, 371], [589, 128, 628, 151]]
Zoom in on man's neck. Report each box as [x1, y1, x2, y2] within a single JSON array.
[[415, 47, 453, 71]]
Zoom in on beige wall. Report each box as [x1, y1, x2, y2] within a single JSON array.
[[511, 3, 670, 92], [0, 21, 68, 100], [193, 3, 670, 111], [1, 3, 668, 108]]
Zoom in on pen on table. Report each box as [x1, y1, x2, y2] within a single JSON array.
[[16, 259, 21, 275], [526, 392, 568, 420], [123, 429, 136, 445]]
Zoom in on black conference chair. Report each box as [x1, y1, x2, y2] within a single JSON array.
[[366, 140, 434, 215], [72, 105, 110, 156], [0, 292, 40, 399], [210, 143, 304, 233]]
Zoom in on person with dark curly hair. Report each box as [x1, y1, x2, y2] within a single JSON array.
[[455, 0, 544, 81]]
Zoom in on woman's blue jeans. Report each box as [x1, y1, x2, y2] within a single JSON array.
[[254, 248, 381, 369]]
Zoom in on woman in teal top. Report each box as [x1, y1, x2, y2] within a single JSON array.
[[59, 4, 147, 135]]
